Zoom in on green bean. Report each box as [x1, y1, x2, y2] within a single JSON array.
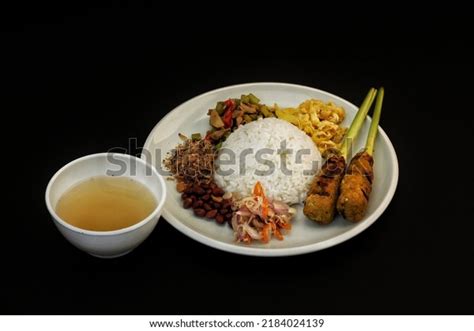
[[244, 114, 253, 123], [248, 93, 260, 105], [191, 133, 202, 141], [215, 102, 225, 115], [241, 95, 250, 104], [259, 105, 273, 117]]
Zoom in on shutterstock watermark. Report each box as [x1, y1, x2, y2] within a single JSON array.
[[215, 139, 320, 177], [104, 137, 361, 177]]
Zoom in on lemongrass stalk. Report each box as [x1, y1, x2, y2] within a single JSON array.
[[340, 88, 377, 159], [366, 87, 384, 155]]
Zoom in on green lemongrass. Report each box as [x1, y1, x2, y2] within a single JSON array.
[[340, 88, 377, 159], [366, 87, 384, 155]]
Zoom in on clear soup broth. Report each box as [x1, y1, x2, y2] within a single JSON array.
[[56, 176, 157, 231]]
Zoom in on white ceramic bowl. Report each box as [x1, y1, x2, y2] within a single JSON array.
[[143, 83, 398, 256], [45, 153, 166, 258]]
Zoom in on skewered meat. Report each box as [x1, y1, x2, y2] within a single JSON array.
[[336, 151, 374, 222], [303, 155, 346, 224]]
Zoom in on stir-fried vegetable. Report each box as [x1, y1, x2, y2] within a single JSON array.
[[210, 110, 225, 128], [222, 99, 235, 128], [206, 94, 275, 145]]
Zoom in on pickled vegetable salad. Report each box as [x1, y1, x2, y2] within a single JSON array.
[[231, 182, 296, 244]]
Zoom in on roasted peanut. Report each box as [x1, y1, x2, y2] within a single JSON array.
[[184, 186, 194, 195], [192, 200, 204, 209], [215, 214, 225, 224], [219, 208, 228, 215], [205, 209, 218, 219], [193, 184, 205, 195], [183, 198, 193, 209], [212, 187, 225, 197], [176, 181, 187, 193], [193, 208, 206, 217], [211, 195, 223, 203], [221, 201, 231, 209]]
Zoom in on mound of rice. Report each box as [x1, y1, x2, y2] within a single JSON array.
[[214, 118, 322, 204]]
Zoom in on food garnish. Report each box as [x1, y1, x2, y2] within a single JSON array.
[[275, 99, 346, 157], [164, 137, 215, 186], [231, 182, 295, 244]]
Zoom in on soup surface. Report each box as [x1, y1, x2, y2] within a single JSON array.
[[56, 176, 157, 231]]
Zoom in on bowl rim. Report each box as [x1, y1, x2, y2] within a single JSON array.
[[45, 152, 167, 237], [143, 82, 399, 256]]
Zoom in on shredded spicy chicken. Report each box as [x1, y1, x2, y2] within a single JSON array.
[[231, 182, 296, 244]]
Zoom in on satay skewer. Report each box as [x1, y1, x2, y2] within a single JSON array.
[[304, 88, 378, 224], [337, 87, 384, 222]]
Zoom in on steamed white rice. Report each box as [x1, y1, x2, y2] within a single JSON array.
[[214, 118, 322, 204]]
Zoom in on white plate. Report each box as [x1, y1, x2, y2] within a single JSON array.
[[142, 83, 398, 256]]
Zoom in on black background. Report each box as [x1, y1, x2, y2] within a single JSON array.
[[5, 4, 474, 314]]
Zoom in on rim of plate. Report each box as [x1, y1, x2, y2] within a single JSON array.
[[142, 82, 399, 256]]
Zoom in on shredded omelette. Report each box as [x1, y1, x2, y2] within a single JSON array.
[[275, 99, 346, 157]]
